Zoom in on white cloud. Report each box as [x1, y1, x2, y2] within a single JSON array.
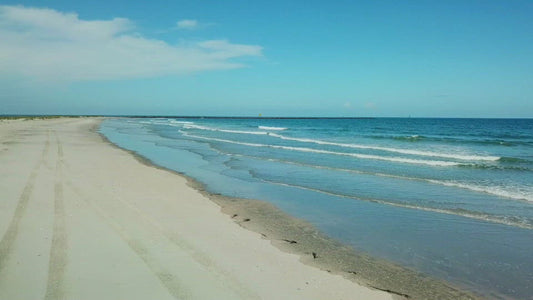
[[0, 6, 262, 81], [176, 19, 198, 29]]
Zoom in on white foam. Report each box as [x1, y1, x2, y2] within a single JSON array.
[[236, 153, 533, 203], [183, 124, 268, 135], [170, 120, 194, 124], [152, 120, 172, 125], [258, 126, 287, 131], [181, 132, 460, 167], [267, 133, 500, 161], [428, 180, 533, 202], [259, 179, 533, 230], [181, 123, 498, 161]]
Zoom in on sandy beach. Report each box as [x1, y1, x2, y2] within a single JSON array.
[[0, 117, 396, 300]]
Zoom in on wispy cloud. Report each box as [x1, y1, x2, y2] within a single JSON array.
[[176, 19, 198, 30], [364, 102, 376, 109], [0, 6, 262, 81]]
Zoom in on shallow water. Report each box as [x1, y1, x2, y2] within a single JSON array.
[[100, 117, 533, 299]]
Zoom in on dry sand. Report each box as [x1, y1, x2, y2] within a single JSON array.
[[0, 117, 394, 300]]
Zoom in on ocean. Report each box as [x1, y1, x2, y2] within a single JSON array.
[[100, 117, 533, 299]]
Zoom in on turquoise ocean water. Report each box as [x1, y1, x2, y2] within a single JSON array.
[[100, 117, 533, 299]]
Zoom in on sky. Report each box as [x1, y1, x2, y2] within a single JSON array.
[[0, 0, 532, 117]]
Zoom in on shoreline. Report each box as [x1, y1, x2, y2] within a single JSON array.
[[96, 118, 478, 299], [1, 117, 395, 300]]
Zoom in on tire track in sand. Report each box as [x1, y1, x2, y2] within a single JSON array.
[[64, 181, 190, 300], [112, 193, 259, 300], [44, 135, 68, 300], [0, 130, 50, 275], [58, 157, 256, 299]]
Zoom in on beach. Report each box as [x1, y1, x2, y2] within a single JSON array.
[[0, 117, 398, 300], [99, 116, 533, 299], [2, 1, 532, 299]]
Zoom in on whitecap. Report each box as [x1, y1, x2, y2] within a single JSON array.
[[267, 133, 500, 161], [183, 124, 268, 135], [258, 126, 287, 131], [180, 132, 460, 167]]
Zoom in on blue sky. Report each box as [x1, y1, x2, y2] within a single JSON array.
[[1, 1, 532, 117]]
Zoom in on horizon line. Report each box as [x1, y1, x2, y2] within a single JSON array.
[[1, 114, 532, 120]]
